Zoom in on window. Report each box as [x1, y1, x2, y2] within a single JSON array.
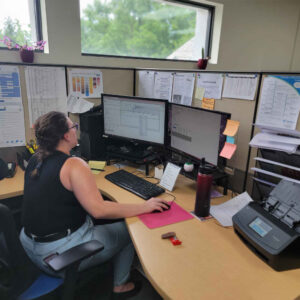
[[80, 0, 213, 61], [0, 0, 42, 48]]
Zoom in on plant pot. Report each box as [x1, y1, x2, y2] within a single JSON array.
[[20, 49, 34, 63], [197, 58, 208, 70]]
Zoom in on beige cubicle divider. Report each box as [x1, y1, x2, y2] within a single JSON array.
[[67, 67, 134, 131], [135, 70, 260, 173], [0, 64, 134, 161]]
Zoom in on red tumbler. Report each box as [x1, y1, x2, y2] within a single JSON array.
[[194, 159, 213, 217]]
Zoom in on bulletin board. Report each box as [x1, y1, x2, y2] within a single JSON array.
[[135, 69, 261, 173], [0, 63, 134, 161]]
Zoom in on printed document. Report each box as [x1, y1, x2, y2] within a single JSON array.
[[196, 73, 223, 100], [222, 74, 258, 100], [171, 72, 195, 106], [67, 94, 94, 113], [68, 68, 103, 98], [25, 66, 67, 126], [154, 72, 173, 102], [256, 75, 300, 130], [138, 70, 155, 98], [210, 192, 253, 227], [159, 162, 181, 191], [249, 132, 299, 153], [0, 65, 25, 147]]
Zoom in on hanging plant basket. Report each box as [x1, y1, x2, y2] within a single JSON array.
[[20, 49, 34, 63]]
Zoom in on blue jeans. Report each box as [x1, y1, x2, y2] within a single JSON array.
[[20, 216, 135, 286]]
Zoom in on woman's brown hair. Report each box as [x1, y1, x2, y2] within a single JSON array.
[[31, 111, 69, 179]]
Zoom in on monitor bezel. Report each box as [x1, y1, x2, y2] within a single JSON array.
[[168, 103, 231, 166], [101, 93, 169, 147]]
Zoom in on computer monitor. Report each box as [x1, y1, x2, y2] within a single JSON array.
[[102, 94, 168, 146], [170, 104, 231, 166]]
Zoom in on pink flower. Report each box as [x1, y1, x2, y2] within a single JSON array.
[[0, 36, 46, 51]]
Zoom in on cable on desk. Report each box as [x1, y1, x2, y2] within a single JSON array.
[[163, 191, 176, 202], [130, 170, 160, 184]]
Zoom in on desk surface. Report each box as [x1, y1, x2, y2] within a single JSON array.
[[2, 166, 300, 299]]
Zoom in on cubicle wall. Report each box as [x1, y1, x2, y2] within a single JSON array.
[[5, 62, 289, 194], [0, 63, 134, 161]]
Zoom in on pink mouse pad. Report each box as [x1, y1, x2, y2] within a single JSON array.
[[138, 201, 194, 229]]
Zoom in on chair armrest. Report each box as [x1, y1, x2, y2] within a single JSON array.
[[44, 240, 104, 272]]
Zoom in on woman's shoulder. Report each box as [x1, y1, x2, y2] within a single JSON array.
[[64, 156, 89, 170]]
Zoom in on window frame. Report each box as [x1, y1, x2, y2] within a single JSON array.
[[0, 0, 43, 51], [81, 0, 215, 62]]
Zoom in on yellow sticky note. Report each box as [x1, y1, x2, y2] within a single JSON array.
[[195, 87, 205, 100], [88, 160, 106, 174], [201, 98, 215, 110], [223, 120, 240, 137]]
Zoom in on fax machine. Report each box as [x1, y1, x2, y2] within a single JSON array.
[[233, 180, 300, 271]]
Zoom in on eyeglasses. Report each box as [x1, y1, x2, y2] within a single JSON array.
[[69, 123, 79, 131]]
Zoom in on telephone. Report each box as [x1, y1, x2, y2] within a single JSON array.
[[0, 158, 16, 180]]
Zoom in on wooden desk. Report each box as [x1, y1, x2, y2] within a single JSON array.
[[2, 166, 300, 299], [0, 166, 24, 200]]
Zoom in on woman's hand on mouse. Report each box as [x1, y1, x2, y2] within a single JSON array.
[[143, 197, 169, 213]]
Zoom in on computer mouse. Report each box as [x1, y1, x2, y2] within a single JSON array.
[[152, 203, 171, 213]]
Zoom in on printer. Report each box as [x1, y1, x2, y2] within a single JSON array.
[[233, 180, 300, 271]]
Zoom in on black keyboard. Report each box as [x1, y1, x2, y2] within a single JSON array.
[[105, 169, 165, 200]]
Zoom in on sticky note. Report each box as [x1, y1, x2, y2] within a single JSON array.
[[201, 97, 215, 110], [226, 136, 235, 144], [195, 87, 205, 101], [219, 142, 237, 159], [223, 120, 240, 136], [88, 160, 106, 174]]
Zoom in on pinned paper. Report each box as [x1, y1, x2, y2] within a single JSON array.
[[201, 97, 215, 110], [220, 142, 237, 159], [88, 160, 106, 174], [195, 86, 205, 101], [226, 136, 235, 144], [223, 120, 240, 136]]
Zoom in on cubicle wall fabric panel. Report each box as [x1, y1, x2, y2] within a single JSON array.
[[136, 70, 260, 172]]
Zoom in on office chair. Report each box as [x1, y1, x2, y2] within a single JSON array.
[[0, 203, 109, 300]]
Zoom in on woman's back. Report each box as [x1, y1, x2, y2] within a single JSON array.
[[22, 150, 86, 236]]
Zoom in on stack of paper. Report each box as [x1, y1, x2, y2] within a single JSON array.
[[210, 192, 253, 227], [249, 132, 300, 153]]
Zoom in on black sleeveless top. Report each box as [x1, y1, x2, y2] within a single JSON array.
[[22, 151, 86, 236]]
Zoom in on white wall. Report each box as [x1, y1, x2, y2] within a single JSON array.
[[0, 0, 300, 72]]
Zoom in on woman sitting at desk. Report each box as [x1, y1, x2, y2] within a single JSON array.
[[20, 111, 168, 297]]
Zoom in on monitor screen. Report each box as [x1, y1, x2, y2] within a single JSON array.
[[102, 94, 167, 145], [170, 104, 230, 166]]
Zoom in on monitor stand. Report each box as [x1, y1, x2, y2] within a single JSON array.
[[107, 142, 151, 160]]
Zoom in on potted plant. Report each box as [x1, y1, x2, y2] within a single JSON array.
[[197, 47, 210, 70], [0, 36, 46, 63]]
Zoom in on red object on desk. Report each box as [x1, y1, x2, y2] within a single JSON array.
[[170, 236, 182, 246]]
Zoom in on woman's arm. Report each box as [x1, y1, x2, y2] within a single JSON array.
[[60, 157, 168, 219]]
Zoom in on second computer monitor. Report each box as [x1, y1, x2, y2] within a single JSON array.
[[170, 104, 230, 166], [102, 94, 167, 145]]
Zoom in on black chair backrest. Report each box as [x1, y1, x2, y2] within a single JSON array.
[[0, 204, 40, 299]]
